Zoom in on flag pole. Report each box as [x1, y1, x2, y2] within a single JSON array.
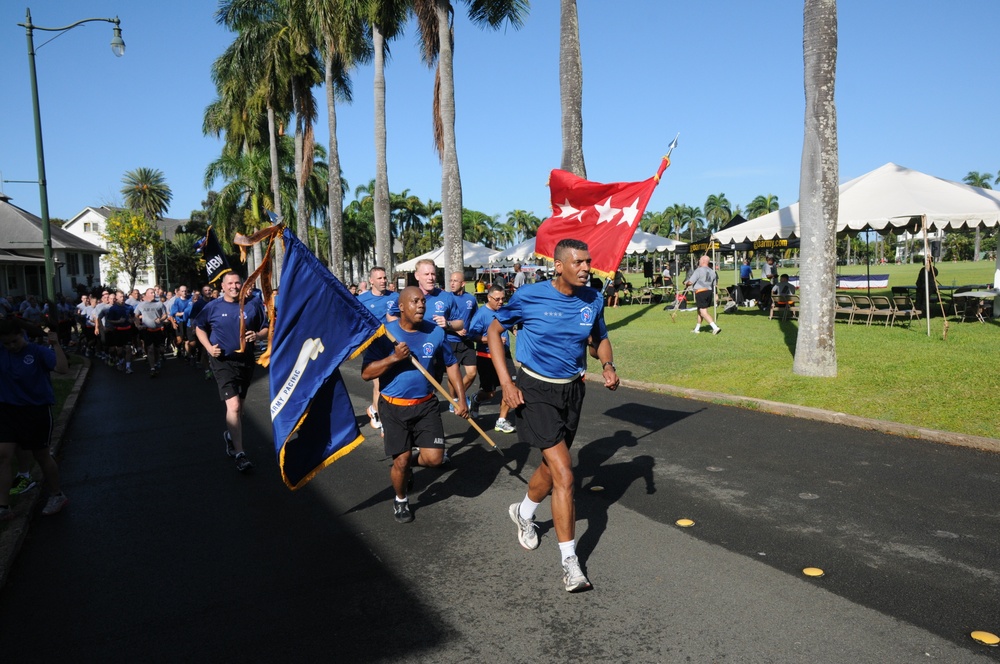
[[384, 330, 503, 456]]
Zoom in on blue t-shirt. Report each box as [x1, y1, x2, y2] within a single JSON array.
[[189, 297, 208, 322], [388, 288, 457, 326], [0, 339, 57, 405], [193, 297, 268, 356], [740, 264, 753, 280], [357, 290, 394, 324], [493, 281, 607, 379], [447, 291, 478, 343], [467, 305, 509, 355], [105, 303, 133, 330], [170, 296, 193, 323], [363, 320, 456, 399]]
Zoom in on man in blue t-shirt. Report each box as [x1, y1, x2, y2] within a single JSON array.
[[488, 238, 620, 593], [445, 270, 479, 408], [362, 286, 468, 524], [466, 283, 516, 433], [194, 272, 269, 474], [357, 266, 394, 432]]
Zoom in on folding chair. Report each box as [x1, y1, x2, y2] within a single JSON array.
[[834, 295, 856, 324], [851, 295, 875, 326], [868, 295, 894, 327]]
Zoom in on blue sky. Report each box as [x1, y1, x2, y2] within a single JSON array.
[[3, 1, 999, 235]]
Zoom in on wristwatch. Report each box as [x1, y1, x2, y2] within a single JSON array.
[[602, 361, 616, 371]]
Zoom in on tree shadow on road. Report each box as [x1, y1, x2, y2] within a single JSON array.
[[573, 429, 656, 561]]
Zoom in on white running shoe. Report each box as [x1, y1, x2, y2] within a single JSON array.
[[42, 493, 69, 515], [494, 418, 515, 434], [562, 555, 592, 592], [367, 404, 382, 429], [508, 502, 539, 550]]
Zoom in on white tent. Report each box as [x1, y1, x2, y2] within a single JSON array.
[[713, 162, 1000, 244], [396, 240, 497, 272], [488, 231, 679, 264]]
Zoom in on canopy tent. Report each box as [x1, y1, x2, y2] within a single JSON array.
[[713, 163, 1000, 244], [396, 240, 497, 272], [489, 231, 679, 264]]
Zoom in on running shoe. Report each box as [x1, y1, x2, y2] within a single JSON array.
[[469, 395, 480, 418], [508, 502, 539, 550], [494, 418, 515, 434], [9, 475, 37, 496], [125, 366, 134, 375], [367, 404, 382, 429], [0, 506, 13, 522], [150, 370, 159, 378], [235, 452, 253, 473], [393, 500, 413, 524], [712, 327, 722, 335], [561, 555, 592, 592], [224, 430, 236, 458], [41, 493, 69, 516]]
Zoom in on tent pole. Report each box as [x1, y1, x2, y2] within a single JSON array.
[[922, 215, 931, 337]]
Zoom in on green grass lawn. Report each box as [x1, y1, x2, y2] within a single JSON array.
[[52, 354, 84, 418], [591, 261, 998, 439]]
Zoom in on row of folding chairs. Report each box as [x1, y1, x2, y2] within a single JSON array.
[[834, 294, 922, 327]]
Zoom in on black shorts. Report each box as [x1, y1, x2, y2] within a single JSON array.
[[514, 368, 585, 450], [140, 327, 165, 347], [0, 403, 53, 450], [450, 340, 477, 368], [209, 354, 256, 401], [185, 324, 199, 342], [108, 327, 133, 347], [174, 321, 189, 339], [695, 290, 714, 309], [379, 396, 444, 458], [476, 352, 515, 393]]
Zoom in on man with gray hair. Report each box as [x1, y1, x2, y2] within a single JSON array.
[[684, 255, 721, 335]]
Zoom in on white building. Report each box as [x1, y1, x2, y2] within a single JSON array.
[[62, 205, 187, 292]]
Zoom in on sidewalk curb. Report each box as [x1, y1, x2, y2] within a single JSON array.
[[0, 359, 90, 592], [604, 375, 1000, 454]]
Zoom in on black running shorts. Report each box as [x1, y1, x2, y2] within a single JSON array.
[[140, 327, 165, 347], [0, 403, 53, 450], [209, 354, 256, 401], [695, 290, 714, 310], [450, 340, 477, 368], [476, 351, 515, 394], [514, 368, 585, 450], [379, 397, 444, 458]]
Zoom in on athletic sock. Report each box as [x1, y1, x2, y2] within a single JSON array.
[[558, 539, 577, 563], [395, 495, 408, 504], [710, 323, 719, 331], [519, 495, 541, 521]]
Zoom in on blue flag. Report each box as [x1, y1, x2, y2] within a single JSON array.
[[269, 228, 383, 489]]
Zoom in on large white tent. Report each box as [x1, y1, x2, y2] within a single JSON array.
[[713, 162, 1000, 244], [488, 231, 679, 264], [396, 240, 496, 271]]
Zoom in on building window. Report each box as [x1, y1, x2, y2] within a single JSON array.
[[83, 254, 95, 276], [66, 253, 80, 275], [83, 222, 100, 233]]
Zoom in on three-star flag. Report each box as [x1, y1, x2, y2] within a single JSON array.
[[535, 156, 671, 277]]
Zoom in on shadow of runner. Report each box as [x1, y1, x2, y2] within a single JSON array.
[[573, 429, 656, 561], [778, 317, 798, 357]]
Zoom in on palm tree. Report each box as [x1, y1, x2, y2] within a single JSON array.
[[413, 0, 529, 277], [462, 209, 493, 244], [745, 194, 780, 219], [559, 0, 585, 178], [365, 0, 410, 273], [963, 171, 992, 261], [681, 205, 704, 245], [506, 209, 541, 242], [663, 203, 686, 243], [703, 193, 731, 233], [122, 167, 173, 222], [793, 0, 839, 378]]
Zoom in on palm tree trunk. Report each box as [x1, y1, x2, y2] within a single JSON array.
[[294, 114, 309, 244], [559, 0, 586, 178], [436, 0, 463, 278], [326, 50, 346, 280], [793, 0, 839, 378], [373, 26, 392, 273], [266, 103, 284, 286]]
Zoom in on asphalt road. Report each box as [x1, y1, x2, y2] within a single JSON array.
[[1, 354, 997, 663]]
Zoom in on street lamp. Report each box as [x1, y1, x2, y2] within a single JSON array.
[[18, 8, 125, 302]]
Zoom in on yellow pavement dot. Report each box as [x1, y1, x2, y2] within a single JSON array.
[[971, 631, 999, 646], [802, 567, 825, 577], [589, 485, 604, 492], [675, 518, 695, 527]]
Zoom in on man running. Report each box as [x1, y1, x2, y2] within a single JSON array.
[[488, 238, 619, 592], [169, 285, 193, 360], [684, 254, 721, 335], [104, 291, 135, 374], [133, 288, 169, 377], [446, 271, 478, 408], [193, 272, 269, 473], [362, 286, 468, 524], [357, 266, 395, 432], [466, 283, 516, 433]]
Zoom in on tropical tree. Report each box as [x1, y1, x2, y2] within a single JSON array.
[[745, 194, 779, 219], [506, 208, 541, 242], [793, 0, 839, 378], [121, 167, 173, 222], [559, 0, 585, 178], [703, 193, 732, 232], [663, 203, 686, 243], [413, 0, 529, 277], [962, 170, 992, 260], [462, 209, 494, 244], [365, 0, 410, 273], [101, 210, 161, 292]]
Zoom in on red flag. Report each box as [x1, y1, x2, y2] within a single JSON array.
[[535, 157, 670, 277]]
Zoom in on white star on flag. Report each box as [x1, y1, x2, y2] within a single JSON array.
[[555, 199, 583, 221], [618, 198, 641, 226], [594, 197, 621, 225]]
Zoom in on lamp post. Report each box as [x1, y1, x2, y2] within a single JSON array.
[[19, 8, 125, 302]]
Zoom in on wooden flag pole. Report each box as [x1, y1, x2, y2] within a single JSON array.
[[384, 329, 503, 456]]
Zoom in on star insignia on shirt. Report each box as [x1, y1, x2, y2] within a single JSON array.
[[594, 197, 621, 225]]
